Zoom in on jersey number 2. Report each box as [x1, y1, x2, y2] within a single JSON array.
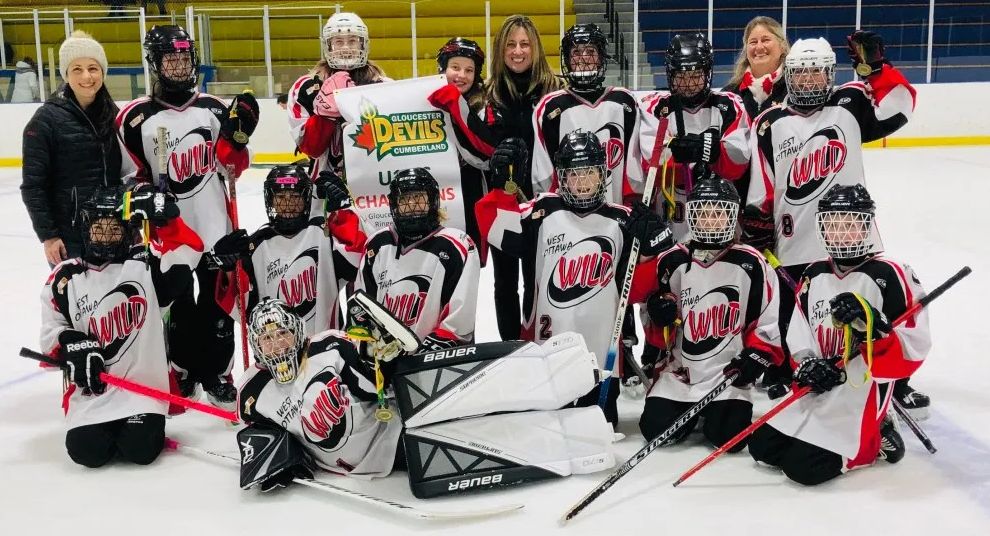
[[539, 315, 552, 339]]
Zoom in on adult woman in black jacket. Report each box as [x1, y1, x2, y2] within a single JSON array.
[[21, 31, 122, 265]]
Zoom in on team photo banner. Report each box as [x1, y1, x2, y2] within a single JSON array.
[[337, 75, 466, 233]]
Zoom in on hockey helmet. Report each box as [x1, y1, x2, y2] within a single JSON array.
[[263, 165, 313, 234], [666, 33, 714, 108], [686, 172, 740, 248], [816, 183, 875, 260], [561, 24, 609, 92], [437, 37, 485, 73], [554, 130, 609, 211], [388, 168, 441, 242], [322, 12, 369, 70], [79, 186, 137, 263], [144, 25, 199, 92], [249, 298, 307, 384], [784, 37, 836, 109]]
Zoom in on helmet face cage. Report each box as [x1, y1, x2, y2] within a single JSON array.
[[561, 25, 609, 91], [248, 299, 305, 384], [666, 34, 713, 107], [323, 14, 369, 70], [388, 170, 441, 241], [264, 168, 312, 233], [557, 164, 609, 210], [784, 40, 836, 108], [687, 199, 739, 246], [80, 189, 134, 262], [816, 210, 873, 259], [144, 27, 199, 92]]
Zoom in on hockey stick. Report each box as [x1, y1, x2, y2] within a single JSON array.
[[597, 116, 671, 408], [673, 266, 971, 487], [764, 249, 937, 454], [19, 347, 239, 422], [164, 438, 524, 520], [562, 371, 738, 524], [141, 126, 171, 269], [224, 162, 250, 371]]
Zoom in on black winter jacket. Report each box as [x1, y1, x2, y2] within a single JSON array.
[[21, 85, 122, 246]]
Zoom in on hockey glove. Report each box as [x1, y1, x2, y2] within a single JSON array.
[[625, 201, 673, 256], [668, 128, 721, 165], [490, 138, 528, 191], [294, 75, 322, 116], [220, 91, 260, 150], [794, 355, 846, 394], [740, 205, 775, 251], [313, 71, 354, 119], [847, 30, 887, 77], [58, 330, 107, 395], [829, 292, 892, 339], [645, 293, 679, 328], [209, 229, 253, 271], [420, 334, 461, 353], [238, 423, 314, 492], [314, 169, 351, 211], [723, 347, 775, 387], [126, 190, 179, 225]]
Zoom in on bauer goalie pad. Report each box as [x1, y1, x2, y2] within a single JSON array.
[[346, 290, 420, 359], [393, 332, 600, 428], [404, 406, 615, 498]]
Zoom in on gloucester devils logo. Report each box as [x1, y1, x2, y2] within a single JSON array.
[[547, 236, 616, 309], [87, 281, 149, 366], [167, 126, 217, 198], [300, 369, 351, 451], [680, 285, 742, 359], [785, 126, 847, 205], [277, 248, 319, 320], [595, 122, 626, 171], [383, 274, 431, 327]]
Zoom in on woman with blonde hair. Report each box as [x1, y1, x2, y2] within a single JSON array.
[[723, 16, 790, 119]]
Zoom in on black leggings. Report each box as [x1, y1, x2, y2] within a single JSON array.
[[640, 397, 753, 452], [65, 414, 166, 468], [568, 378, 620, 427], [491, 247, 523, 341], [168, 258, 235, 385], [748, 424, 844, 486], [764, 263, 808, 384]]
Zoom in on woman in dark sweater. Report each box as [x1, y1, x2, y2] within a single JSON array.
[[21, 31, 122, 265]]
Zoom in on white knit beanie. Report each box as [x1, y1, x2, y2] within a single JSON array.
[[59, 30, 108, 79]]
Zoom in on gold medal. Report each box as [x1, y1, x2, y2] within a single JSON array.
[[375, 407, 394, 422], [504, 178, 519, 196], [855, 63, 874, 77], [233, 129, 249, 144]]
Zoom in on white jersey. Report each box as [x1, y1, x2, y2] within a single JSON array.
[[117, 92, 247, 249], [476, 190, 635, 369], [638, 90, 751, 240], [532, 87, 644, 204], [770, 256, 930, 468], [39, 219, 204, 428], [243, 213, 365, 337], [748, 66, 915, 266], [356, 226, 480, 343], [628, 244, 783, 402], [237, 331, 402, 478]]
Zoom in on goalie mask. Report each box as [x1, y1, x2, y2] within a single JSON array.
[[263, 164, 312, 234], [388, 168, 441, 243], [79, 186, 137, 263], [249, 298, 307, 384], [785, 38, 836, 109], [555, 130, 609, 211], [560, 24, 609, 92], [686, 174, 740, 248], [144, 25, 199, 92], [322, 12, 369, 70], [816, 183, 876, 260], [666, 33, 714, 108]]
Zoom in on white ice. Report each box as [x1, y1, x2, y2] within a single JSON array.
[[2, 147, 988, 535]]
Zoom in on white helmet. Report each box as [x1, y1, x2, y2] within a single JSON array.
[[784, 37, 836, 108], [322, 12, 369, 70]]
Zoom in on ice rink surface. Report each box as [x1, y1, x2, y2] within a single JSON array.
[[1, 146, 988, 535]]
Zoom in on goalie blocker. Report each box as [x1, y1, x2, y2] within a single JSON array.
[[394, 333, 616, 498]]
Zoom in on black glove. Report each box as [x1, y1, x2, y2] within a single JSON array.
[[220, 91, 260, 150], [420, 334, 461, 352], [847, 30, 887, 77], [794, 355, 847, 394], [829, 292, 892, 339], [490, 138, 528, 191], [625, 201, 673, 256], [209, 229, 252, 271], [667, 128, 721, 165], [723, 347, 774, 387], [740, 205, 775, 251], [314, 169, 351, 211], [58, 330, 107, 395], [127, 190, 179, 225], [295, 76, 321, 116], [646, 293, 679, 328]]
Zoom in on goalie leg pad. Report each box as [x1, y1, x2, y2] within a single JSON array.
[[393, 332, 600, 428], [403, 406, 615, 498]]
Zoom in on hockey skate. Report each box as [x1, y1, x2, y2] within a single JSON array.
[[878, 413, 905, 464], [204, 379, 237, 411], [893, 380, 930, 421]]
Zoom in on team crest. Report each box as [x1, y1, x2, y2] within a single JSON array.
[[301, 369, 352, 451], [784, 126, 848, 205], [547, 236, 616, 309], [87, 281, 149, 366], [680, 285, 743, 359]]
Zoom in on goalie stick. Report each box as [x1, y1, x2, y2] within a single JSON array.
[[164, 438, 523, 520]]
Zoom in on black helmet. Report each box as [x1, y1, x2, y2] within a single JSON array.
[[561, 24, 609, 92], [666, 33, 713, 108], [816, 184, 876, 260], [264, 165, 313, 234], [144, 25, 200, 92], [79, 186, 137, 263], [437, 37, 485, 73], [686, 174, 739, 248], [554, 130, 609, 211], [388, 168, 441, 242]]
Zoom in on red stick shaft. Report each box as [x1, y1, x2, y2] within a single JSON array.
[[99, 372, 238, 422], [226, 167, 250, 371]]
